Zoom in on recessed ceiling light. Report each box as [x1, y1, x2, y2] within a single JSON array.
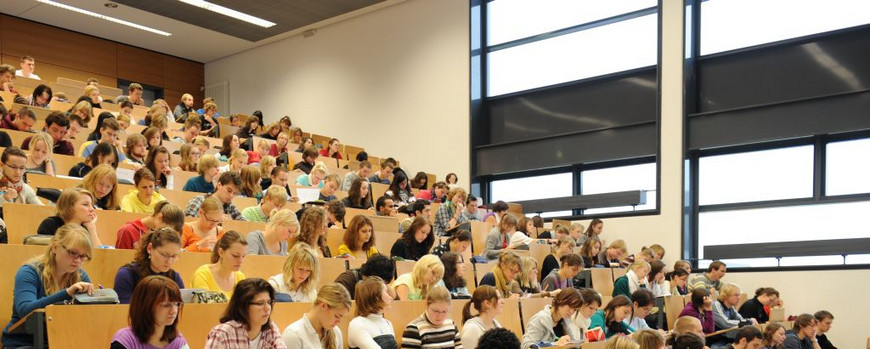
[[36, 0, 172, 36], [177, 0, 276, 28]]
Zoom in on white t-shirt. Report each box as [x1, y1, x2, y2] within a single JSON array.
[[15, 70, 40, 80], [347, 314, 395, 349], [268, 273, 316, 302], [283, 313, 342, 349]]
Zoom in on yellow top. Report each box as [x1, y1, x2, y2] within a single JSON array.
[[119, 189, 167, 214], [336, 244, 379, 258], [191, 264, 246, 298]]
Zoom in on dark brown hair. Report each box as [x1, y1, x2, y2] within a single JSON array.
[[343, 215, 375, 252], [354, 276, 387, 317], [128, 275, 182, 344], [220, 278, 275, 331], [211, 230, 248, 263], [440, 252, 466, 291], [129, 228, 181, 280], [461, 285, 500, 324]]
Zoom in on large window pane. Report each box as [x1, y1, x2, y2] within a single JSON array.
[[490, 173, 573, 217], [581, 163, 657, 214], [487, 13, 657, 96], [698, 146, 813, 205], [701, 0, 870, 55], [487, 0, 656, 46], [826, 138, 870, 196]]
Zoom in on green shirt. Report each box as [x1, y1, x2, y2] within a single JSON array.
[[241, 205, 268, 222]]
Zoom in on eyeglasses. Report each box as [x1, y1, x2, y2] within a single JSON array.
[[3, 164, 26, 172], [204, 214, 223, 225], [249, 300, 275, 308], [61, 245, 91, 261], [154, 250, 179, 260], [158, 301, 183, 310]]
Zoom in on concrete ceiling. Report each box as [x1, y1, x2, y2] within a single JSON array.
[[0, 0, 405, 63]]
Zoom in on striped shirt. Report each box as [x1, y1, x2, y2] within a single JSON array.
[[401, 313, 463, 349]]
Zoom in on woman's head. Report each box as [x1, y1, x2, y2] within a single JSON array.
[[240, 165, 261, 197], [312, 283, 352, 332], [31, 84, 53, 106], [89, 142, 117, 168], [229, 149, 249, 171], [628, 260, 651, 280], [152, 201, 185, 233], [56, 187, 96, 224], [666, 268, 689, 287], [128, 275, 183, 344], [42, 224, 92, 292], [633, 329, 664, 349], [348, 177, 371, 204], [136, 228, 182, 275], [259, 155, 276, 178], [267, 209, 298, 242], [462, 285, 503, 324], [221, 134, 240, 155], [630, 289, 655, 319], [28, 131, 53, 163], [299, 206, 327, 247], [82, 164, 118, 206], [178, 144, 200, 172], [446, 230, 472, 253], [282, 244, 318, 293], [517, 216, 535, 235], [498, 213, 518, 234], [585, 218, 604, 237], [146, 146, 171, 181], [412, 254, 445, 298], [412, 172, 428, 189], [445, 172, 457, 184], [211, 230, 248, 268], [554, 236, 575, 256], [354, 276, 391, 317], [606, 239, 628, 260], [496, 251, 522, 281], [552, 288, 584, 321], [321, 174, 340, 196], [344, 215, 374, 252], [197, 196, 223, 229], [424, 286, 452, 326], [690, 287, 711, 311], [197, 154, 219, 177], [604, 295, 634, 323], [221, 278, 275, 331], [403, 216, 434, 248], [578, 288, 602, 318], [762, 323, 786, 346], [604, 335, 640, 349], [440, 252, 467, 290]]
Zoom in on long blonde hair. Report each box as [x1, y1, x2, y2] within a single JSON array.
[[282, 244, 319, 295], [314, 284, 351, 349], [518, 256, 540, 292], [81, 164, 119, 209], [239, 165, 261, 198], [30, 224, 93, 294], [412, 254, 444, 299], [28, 131, 54, 163], [268, 209, 298, 233], [178, 144, 197, 172]]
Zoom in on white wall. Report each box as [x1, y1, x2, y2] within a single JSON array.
[[205, 0, 470, 184], [206, 0, 868, 346]]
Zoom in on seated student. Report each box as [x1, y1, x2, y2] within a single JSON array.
[[347, 276, 397, 349], [219, 149, 248, 175], [80, 116, 126, 161], [688, 260, 727, 292], [393, 254, 445, 301], [116, 201, 185, 249], [0, 147, 43, 206], [679, 288, 715, 335], [197, 102, 218, 137], [282, 283, 352, 349], [462, 195, 480, 221], [641, 260, 668, 298], [36, 188, 101, 244], [319, 138, 343, 159], [114, 228, 185, 304], [386, 172, 413, 206], [173, 93, 195, 121], [0, 107, 36, 132], [334, 253, 396, 299], [1, 225, 95, 348], [293, 147, 319, 174], [738, 287, 780, 324], [483, 214, 523, 260], [440, 252, 470, 298], [288, 206, 331, 257], [192, 231, 248, 298], [578, 218, 604, 245], [239, 165, 262, 199], [541, 237, 575, 282], [337, 215, 379, 259], [401, 286, 461, 348], [623, 247, 656, 268], [296, 161, 327, 188], [713, 283, 755, 333], [193, 136, 211, 155], [116, 113, 131, 132], [541, 253, 584, 292], [258, 152, 275, 178], [295, 136, 313, 153], [24, 132, 56, 176], [479, 201, 507, 226], [120, 168, 167, 213], [341, 177, 373, 209], [181, 197, 225, 252], [624, 289, 656, 332], [521, 288, 584, 349], [16, 83, 51, 108], [21, 111, 74, 156], [665, 267, 691, 296], [340, 161, 372, 191], [399, 199, 432, 233], [183, 154, 220, 193], [460, 286, 504, 349], [518, 256, 551, 296], [85, 112, 113, 142], [390, 217, 435, 261], [783, 314, 819, 349], [725, 326, 765, 349], [69, 100, 93, 129], [205, 278, 284, 349], [84, 85, 102, 108], [261, 166, 292, 198], [236, 116, 260, 140], [375, 195, 398, 217], [270, 131, 290, 156], [432, 187, 469, 236], [248, 209, 298, 256], [70, 142, 118, 178], [596, 239, 628, 267], [613, 261, 651, 298], [184, 171, 247, 221], [218, 134, 241, 160], [243, 185, 290, 222], [368, 159, 394, 185], [260, 123, 280, 140], [267, 244, 319, 302], [110, 275, 189, 349], [81, 164, 120, 210], [318, 174, 340, 201], [123, 133, 148, 166], [145, 146, 173, 189], [571, 288, 603, 335], [814, 311, 836, 349], [761, 323, 787, 349], [172, 118, 202, 145], [175, 144, 200, 173], [431, 230, 471, 257], [479, 251, 523, 299], [589, 295, 635, 339]]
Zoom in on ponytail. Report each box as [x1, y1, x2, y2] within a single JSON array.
[[461, 300, 477, 325], [462, 285, 500, 325]]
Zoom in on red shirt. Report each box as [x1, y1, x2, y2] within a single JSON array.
[[319, 148, 343, 159], [115, 218, 148, 249]]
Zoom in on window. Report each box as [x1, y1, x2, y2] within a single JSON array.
[[490, 172, 572, 217], [698, 146, 813, 205], [581, 163, 657, 214], [826, 138, 870, 196], [700, 0, 870, 55]]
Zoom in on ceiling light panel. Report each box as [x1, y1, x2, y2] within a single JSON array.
[[35, 0, 172, 36], [177, 0, 276, 28]]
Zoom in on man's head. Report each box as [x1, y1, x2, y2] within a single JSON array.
[[99, 117, 120, 144], [673, 316, 704, 338], [412, 199, 431, 221], [793, 314, 818, 339], [706, 260, 726, 281], [13, 107, 36, 132], [378, 159, 394, 178], [1, 147, 28, 183], [19, 55, 35, 75], [732, 326, 763, 349], [357, 160, 372, 178], [128, 83, 143, 102], [183, 118, 201, 142], [466, 195, 478, 214], [86, 78, 99, 87], [360, 254, 396, 283], [214, 171, 241, 204], [270, 166, 290, 188], [67, 114, 85, 140], [376, 196, 394, 215], [477, 328, 521, 349], [302, 147, 319, 164], [44, 112, 70, 143], [672, 333, 706, 349], [814, 310, 833, 334]]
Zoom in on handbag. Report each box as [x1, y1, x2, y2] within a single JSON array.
[[73, 289, 120, 304], [192, 290, 228, 304], [23, 234, 53, 245]]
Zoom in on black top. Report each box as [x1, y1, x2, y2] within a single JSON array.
[[293, 161, 313, 174], [95, 194, 112, 210], [334, 269, 362, 299], [0, 130, 11, 148], [540, 254, 560, 283], [69, 162, 92, 178], [260, 178, 272, 191], [36, 216, 66, 236], [553, 319, 566, 338], [738, 297, 769, 323], [537, 231, 552, 239], [390, 239, 427, 261], [817, 334, 837, 349], [341, 196, 372, 210]]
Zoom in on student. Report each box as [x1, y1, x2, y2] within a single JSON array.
[[334, 254, 396, 299], [0, 107, 36, 132], [541, 253, 584, 292], [70, 142, 117, 178], [220, 150, 248, 176], [622, 247, 656, 268], [411, 171, 429, 190], [581, 218, 604, 245], [571, 288, 603, 335], [80, 164, 120, 210], [173, 118, 202, 145], [205, 278, 285, 349], [738, 287, 780, 324], [282, 283, 352, 349], [184, 171, 246, 221], [478, 251, 522, 299], [237, 116, 260, 140], [625, 289, 656, 331], [612, 261, 651, 298], [181, 197, 225, 252], [713, 283, 755, 332], [341, 177, 373, 209], [36, 188, 100, 245], [761, 323, 787, 349], [110, 275, 189, 349], [21, 111, 74, 156], [483, 214, 522, 260], [665, 268, 691, 296], [175, 144, 200, 172], [460, 286, 503, 349], [431, 230, 471, 257], [243, 185, 290, 222], [219, 134, 241, 159], [247, 209, 298, 256], [114, 228, 185, 304], [541, 236, 575, 283], [1, 225, 94, 348], [437, 252, 469, 298], [337, 215, 379, 259], [293, 147, 319, 174], [393, 254, 445, 301], [240, 165, 263, 199], [518, 256, 544, 295], [401, 286, 461, 348], [564, 223, 585, 246], [24, 132, 56, 176], [144, 146, 173, 190], [116, 201, 185, 249], [268, 244, 319, 302], [462, 195, 480, 221], [589, 295, 635, 339], [596, 239, 627, 267], [646, 260, 669, 297], [295, 136, 313, 153], [271, 132, 291, 156], [479, 328, 521, 349], [198, 102, 218, 136], [672, 316, 705, 339], [80, 116, 124, 160], [783, 314, 819, 349], [173, 93, 195, 120], [341, 161, 372, 191], [521, 288, 584, 349], [368, 159, 394, 184], [432, 187, 468, 236], [679, 288, 715, 334], [0, 147, 43, 205], [375, 196, 398, 217], [261, 166, 290, 196], [124, 133, 148, 166], [482, 200, 509, 225], [320, 138, 343, 159], [386, 172, 412, 206], [347, 276, 397, 349], [296, 161, 327, 188], [16, 83, 51, 107], [290, 206, 331, 257], [15, 55, 40, 80], [390, 216, 435, 261], [318, 174, 339, 201], [688, 260, 727, 292], [85, 111, 112, 142], [814, 311, 836, 349], [192, 231, 248, 298], [84, 85, 102, 108], [120, 168, 167, 213], [183, 154, 220, 193], [728, 326, 765, 349], [634, 329, 665, 349], [193, 136, 211, 154]]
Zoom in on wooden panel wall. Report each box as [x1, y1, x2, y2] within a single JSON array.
[[0, 15, 204, 106]]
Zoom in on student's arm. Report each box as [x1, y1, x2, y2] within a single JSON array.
[[483, 233, 503, 260], [348, 319, 387, 349], [13, 266, 79, 316], [395, 284, 410, 301]]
